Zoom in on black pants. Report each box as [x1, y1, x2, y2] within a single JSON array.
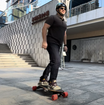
[[41, 43, 61, 81]]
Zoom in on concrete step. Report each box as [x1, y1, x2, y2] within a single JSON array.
[[0, 63, 31, 66], [0, 62, 28, 64], [0, 61, 25, 63], [0, 51, 11, 53], [0, 44, 11, 53], [27, 62, 37, 65], [24, 60, 35, 62], [0, 54, 18, 57], [0, 65, 32, 67], [31, 64, 38, 67], [0, 67, 33, 68], [0, 44, 38, 68], [27, 61, 37, 64], [0, 65, 31, 67], [0, 60, 26, 62], [19, 58, 34, 60], [18, 54, 38, 67]]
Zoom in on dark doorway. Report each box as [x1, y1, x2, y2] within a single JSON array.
[[65, 40, 71, 62]]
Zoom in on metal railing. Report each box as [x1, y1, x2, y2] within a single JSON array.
[[70, 0, 103, 17]]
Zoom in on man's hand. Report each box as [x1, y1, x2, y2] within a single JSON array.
[[64, 46, 68, 52], [41, 23, 50, 50], [42, 41, 48, 49]]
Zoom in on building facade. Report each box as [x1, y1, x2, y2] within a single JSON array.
[[66, 0, 104, 63], [0, 11, 6, 28], [6, 0, 38, 23], [0, 0, 58, 67], [0, 0, 104, 67]]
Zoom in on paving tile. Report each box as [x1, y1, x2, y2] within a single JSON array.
[[0, 62, 104, 105], [86, 97, 104, 105]]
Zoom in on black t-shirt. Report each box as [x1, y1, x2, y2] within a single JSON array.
[[45, 14, 67, 46]]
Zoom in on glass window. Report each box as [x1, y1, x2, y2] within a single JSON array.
[[7, 0, 12, 8], [0, 11, 2, 15], [98, 0, 104, 7], [20, 0, 23, 3], [98, 0, 102, 7], [7, 1, 10, 8], [102, 0, 104, 7]]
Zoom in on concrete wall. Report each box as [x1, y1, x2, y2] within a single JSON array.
[[71, 36, 104, 62], [0, 0, 58, 67]]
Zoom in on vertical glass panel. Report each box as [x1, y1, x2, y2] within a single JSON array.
[[20, 0, 23, 3], [98, 0, 104, 7], [98, 0, 102, 7], [26, 6, 29, 14], [102, 0, 104, 7]]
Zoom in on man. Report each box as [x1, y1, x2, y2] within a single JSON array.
[[38, 3, 67, 90]]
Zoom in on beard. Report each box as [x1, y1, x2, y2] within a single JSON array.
[[57, 10, 64, 16]]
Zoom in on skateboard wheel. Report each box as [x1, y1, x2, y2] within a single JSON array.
[[63, 92, 68, 98], [32, 86, 37, 91], [52, 94, 58, 101]]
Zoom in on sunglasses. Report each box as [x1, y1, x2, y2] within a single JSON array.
[[60, 7, 66, 10]]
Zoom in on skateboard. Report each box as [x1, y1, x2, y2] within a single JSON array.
[[32, 85, 68, 101]]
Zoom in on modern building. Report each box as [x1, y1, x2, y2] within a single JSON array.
[[0, 11, 6, 28], [0, 0, 104, 67], [66, 0, 104, 63], [6, 0, 38, 23]]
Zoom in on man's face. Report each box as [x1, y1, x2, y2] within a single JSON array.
[[58, 6, 66, 15]]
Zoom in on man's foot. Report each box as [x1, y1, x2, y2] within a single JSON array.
[[38, 78, 49, 86], [49, 80, 61, 90]]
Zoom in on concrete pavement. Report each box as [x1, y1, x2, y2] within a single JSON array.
[[0, 62, 104, 105]]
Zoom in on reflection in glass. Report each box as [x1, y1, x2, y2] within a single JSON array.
[[0, 0, 37, 26]]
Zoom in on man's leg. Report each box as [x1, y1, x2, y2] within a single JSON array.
[[39, 43, 61, 87], [48, 44, 60, 81], [46, 43, 61, 90], [40, 63, 51, 80], [39, 43, 55, 85]]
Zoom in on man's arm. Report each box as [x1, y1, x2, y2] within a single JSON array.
[[42, 23, 50, 49], [64, 31, 67, 45], [64, 31, 68, 52]]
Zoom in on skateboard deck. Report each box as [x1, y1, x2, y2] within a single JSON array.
[[38, 85, 64, 92], [32, 85, 68, 101]]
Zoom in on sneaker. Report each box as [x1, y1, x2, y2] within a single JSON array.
[[49, 80, 61, 90], [38, 78, 49, 86]]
